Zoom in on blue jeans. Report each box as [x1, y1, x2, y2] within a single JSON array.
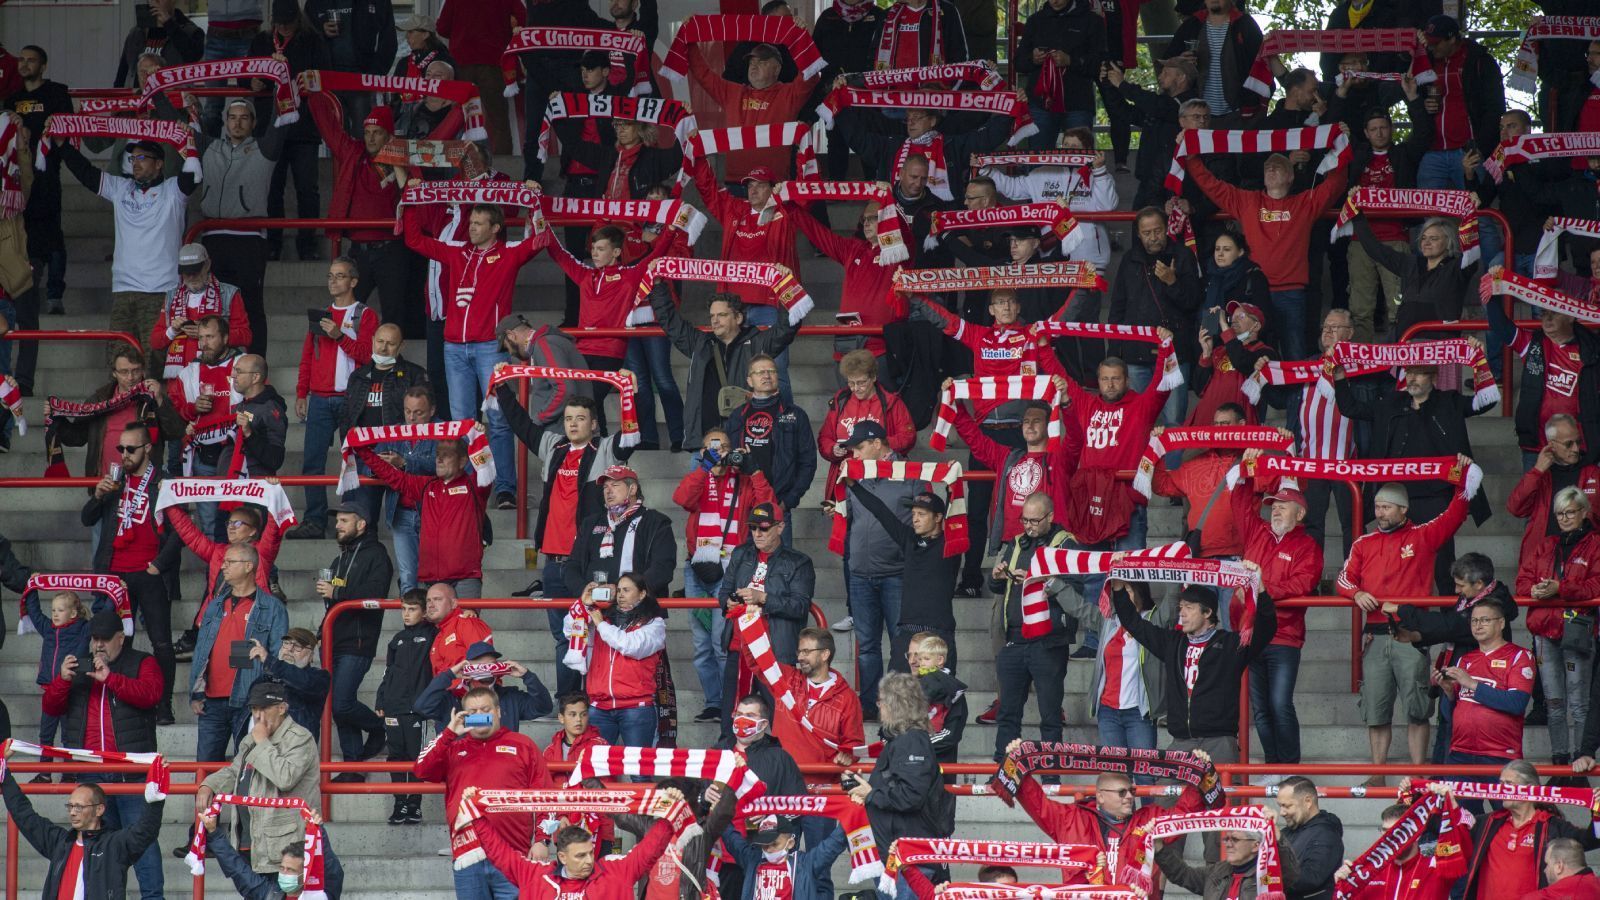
[[1126, 363, 1190, 467], [300, 393, 343, 524], [801, 817, 838, 898], [742, 305, 793, 404], [591, 704, 658, 747], [1269, 289, 1309, 362], [452, 859, 520, 900], [1248, 644, 1302, 763], [848, 573, 904, 711], [332, 654, 385, 762], [94, 782, 164, 900], [189, 457, 222, 539], [195, 697, 249, 762], [684, 562, 727, 709], [1431, 692, 1455, 764], [390, 500, 421, 593], [1417, 149, 1466, 190], [1097, 705, 1158, 779], [444, 340, 516, 496], [626, 337, 684, 446], [201, 31, 257, 136], [544, 559, 583, 696]]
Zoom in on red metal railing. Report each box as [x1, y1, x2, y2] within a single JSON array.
[[1, 329, 141, 350]]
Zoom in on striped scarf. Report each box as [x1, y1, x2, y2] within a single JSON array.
[[1244, 29, 1417, 100], [483, 365, 640, 447], [19, 574, 132, 637], [186, 795, 327, 899], [1021, 542, 1191, 638], [734, 606, 868, 756], [634, 256, 814, 326], [500, 27, 650, 97], [772, 180, 910, 264], [1329, 339, 1499, 410], [1242, 358, 1385, 404], [931, 376, 1063, 453], [1533, 216, 1600, 283], [1165, 126, 1350, 195], [537, 93, 697, 170], [691, 472, 741, 564], [1510, 17, 1600, 93], [566, 746, 767, 805], [689, 121, 819, 185], [0, 376, 22, 435], [1484, 132, 1600, 183], [337, 419, 493, 493], [0, 112, 23, 218], [659, 14, 826, 87], [0, 739, 167, 800], [1331, 187, 1481, 267], [1132, 426, 1291, 499], [826, 459, 969, 557], [1482, 268, 1600, 324]]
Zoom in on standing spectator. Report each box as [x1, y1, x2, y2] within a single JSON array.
[[285, 257, 378, 539], [496, 312, 595, 433], [833, 93, 1014, 200], [340, 325, 429, 523], [689, 46, 818, 184], [416, 690, 553, 897], [785, 205, 907, 364], [164, 503, 282, 660], [202, 0, 267, 127], [197, 681, 320, 876], [1507, 414, 1600, 564], [258, 3, 332, 263], [1053, 578, 1170, 753], [1150, 415, 1250, 561], [49, 346, 181, 496], [871, 0, 968, 69], [1160, 0, 1262, 122], [1101, 59, 1200, 209], [197, 99, 286, 355], [848, 486, 958, 672], [54, 138, 196, 362], [718, 503, 815, 735], [436, 0, 525, 155], [255, 627, 331, 741], [115, 0, 203, 87], [676, 431, 777, 721], [736, 625, 863, 772], [723, 355, 816, 528], [41, 608, 164, 900], [1413, 16, 1504, 189], [82, 423, 180, 724], [1341, 93, 1430, 342], [1192, 253, 1274, 424], [845, 672, 956, 894], [415, 641, 552, 733], [1335, 467, 1473, 781], [542, 693, 617, 848], [1277, 777, 1344, 900], [547, 53, 620, 327], [1516, 487, 1600, 768], [1157, 826, 1299, 899], [564, 576, 666, 747], [988, 493, 1072, 751], [1351, 214, 1477, 339], [423, 583, 493, 677], [1461, 760, 1588, 897], [1106, 208, 1201, 423], [356, 438, 491, 597], [723, 694, 808, 804], [374, 589, 436, 826], [188, 545, 289, 761], [168, 316, 242, 509], [155, 247, 247, 387], [315, 505, 393, 771], [392, 15, 453, 83], [1015, 0, 1104, 147], [306, 0, 397, 130], [812, 0, 884, 178], [1185, 152, 1349, 361], [1510, 309, 1600, 467], [818, 353, 917, 489], [1440, 584, 1534, 769], [5, 45, 71, 325], [563, 465, 678, 599], [370, 386, 439, 594]]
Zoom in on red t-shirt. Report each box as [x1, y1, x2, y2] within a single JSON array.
[[1001, 452, 1048, 540], [1478, 817, 1540, 898], [890, 10, 923, 69], [749, 551, 771, 593], [1575, 88, 1600, 169], [753, 861, 796, 900], [1511, 331, 1583, 440], [108, 477, 159, 574], [1358, 151, 1407, 243], [57, 838, 84, 900], [1451, 642, 1535, 759], [542, 446, 585, 556], [206, 596, 255, 700]]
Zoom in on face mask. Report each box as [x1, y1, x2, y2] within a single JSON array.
[[371, 354, 396, 367], [732, 715, 767, 741], [762, 849, 788, 864], [607, 503, 630, 518], [915, 664, 940, 676], [277, 874, 303, 894]]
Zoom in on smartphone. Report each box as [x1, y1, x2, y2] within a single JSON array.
[[228, 640, 254, 669], [307, 308, 327, 326], [835, 311, 863, 327], [841, 772, 864, 790], [463, 713, 494, 727], [591, 586, 613, 602]]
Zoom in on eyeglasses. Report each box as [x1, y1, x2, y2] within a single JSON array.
[[226, 520, 253, 530], [1220, 836, 1258, 845], [749, 369, 778, 378], [113, 367, 144, 378], [64, 802, 99, 812], [127, 154, 155, 163], [221, 558, 251, 567], [1469, 616, 1504, 626], [1019, 515, 1049, 526], [327, 273, 354, 281], [115, 444, 148, 454], [1556, 507, 1586, 518], [796, 647, 824, 656], [1097, 787, 1135, 797]]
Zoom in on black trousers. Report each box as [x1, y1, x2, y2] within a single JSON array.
[[1303, 477, 1357, 560], [10, 279, 38, 395], [267, 140, 321, 255], [384, 712, 424, 795], [350, 240, 425, 340], [202, 233, 269, 354], [961, 423, 1026, 585], [119, 570, 174, 707], [993, 639, 1067, 760], [582, 354, 625, 407]]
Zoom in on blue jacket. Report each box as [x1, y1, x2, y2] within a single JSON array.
[[209, 823, 344, 900], [189, 588, 289, 705], [262, 656, 332, 742], [414, 669, 552, 732], [723, 821, 847, 900], [24, 594, 90, 687]]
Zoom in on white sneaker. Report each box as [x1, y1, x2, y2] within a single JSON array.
[[1255, 774, 1286, 788], [830, 616, 855, 633], [437, 847, 452, 856]]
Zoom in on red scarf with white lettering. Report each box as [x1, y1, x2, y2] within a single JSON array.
[[930, 202, 1078, 243], [635, 256, 814, 326], [883, 839, 1104, 896], [991, 742, 1224, 811], [42, 383, 153, 477], [1165, 126, 1350, 195], [942, 886, 1143, 899], [540, 196, 706, 245], [1330, 187, 1480, 267], [160, 277, 227, 378], [500, 27, 650, 97], [73, 96, 150, 117], [1132, 427, 1291, 499], [483, 365, 639, 447], [141, 57, 299, 124], [1483, 132, 1600, 183], [1244, 29, 1417, 100], [771, 181, 909, 264], [826, 458, 968, 556], [19, 574, 132, 638], [38, 115, 198, 177], [931, 376, 1063, 453], [858, 61, 1005, 91], [1108, 557, 1264, 642], [1029, 321, 1180, 392], [818, 88, 1037, 150], [1532, 217, 1600, 283], [1510, 17, 1600, 93], [1410, 779, 1600, 820], [1020, 542, 1191, 637], [1122, 808, 1284, 900], [536, 93, 697, 174], [462, 788, 701, 854], [186, 795, 327, 899], [0, 739, 167, 800], [302, 69, 485, 141], [566, 746, 767, 804], [1333, 791, 1455, 900], [337, 419, 493, 493], [894, 262, 1104, 294], [659, 14, 826, 87], [1240, 358, 1385, 404], [1329, 339, 1499, 410], [742, 795, 883, 883], [1483, 268, 1600, 325], [1236, 455, 1483, 502], [875, 1, 944, 69]]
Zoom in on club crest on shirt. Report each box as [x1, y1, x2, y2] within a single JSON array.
[[1399, 543, 1414, 559]]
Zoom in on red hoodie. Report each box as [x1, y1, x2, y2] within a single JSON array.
[[542, 726, 614, 845], [414, 728, 550, 868], [404, 209, 545, 345], [544, 227, 674, 359], [1185, 157, 1348, 291], [359, 446, 490, 586], [692, 159, 799, 307], [788, 204, 905, 356], [474, 815, 673, 900], [306, 92, 400, 244], [1015, 771, 1207, 871]]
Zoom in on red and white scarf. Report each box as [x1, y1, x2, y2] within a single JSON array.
[[1333, 70, 1409, 87], [537, 93, 697, 167], [38, 115, 199, 177], [1331, 187, 1481, 267], [883, 839, 1103, 897], [1330, 339, 1499, 410], [75, 95, 149, 117], [772, 180, 910, 264], [1165, 126, 1350, 195], [399, 179, 542, 215], [43, 383, 152, 477], [894, 262, 1105, 294], [0, 377, 23, 435], [1411, 780, 1600, 825], [660, 14, 826, 87], [0, 112, 24, 219], [826, 458, 969, 557], [1030, 321, 1181, 391], [1510, 17, 1600, 93], [0, 739, 168, 801], [1121, 807, 1284, 900], [564, 596, 593, 661], [153, 477, 297, 528], [818, 88, 1037, 148], [459, 661, 515, 682], [1333, 791, 1457, 900], [337, 419, 493, 493], [1235, 455, 1484, 503], [971, 150, 1098, 192], [567, 746, 767, 805], [462, 788, 701, 853], [1482, 268, 1600, 324], [941, 886, 1143, 900], [930, 202, 1078, 246], [691, 472, 742, 564], [991, 742, 1225, 812], [931, 376, 1063, 452], [1110, 557, 1264, 642], [159, 277, 228, 378], [1241, 358, 1385, 404], [20, 574, 132, 638], [858, 61, 1005, 91], [1245, 29, 1417, 99], [741, 795, 883, 883], [187, 795, 327, 899], [635, 256, 814, 326], [875, 0, 945, 69], [735, 606, 869, 757], [483, 365, 639, 447], [541, 196, 706, 245], [1533, 216, 1600, 283], [1021, 542, 1191, 639], [142, 57, 299, 124], [1484, 132, 1600, 183], [304, 69, 486, 141], [374, 138, 473, 170], [500, 27, 651, 97], [689, 121, 818, 185], [1132, 426, 1291, 498]]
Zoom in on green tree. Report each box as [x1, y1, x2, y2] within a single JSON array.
[[1254, 0, 1541, 80]]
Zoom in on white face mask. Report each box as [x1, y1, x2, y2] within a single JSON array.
[[762, 849, 788, 864], [372, 353, 396, 367]]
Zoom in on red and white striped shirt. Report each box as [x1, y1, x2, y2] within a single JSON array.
[[1298, 379, 1354, 460], [1093, 613, 1151, 714]]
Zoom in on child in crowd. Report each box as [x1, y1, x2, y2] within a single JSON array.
[[541, 692, 614, 853], [909, 633, 967, 776], [26, 590, 91, 764], [374, 588, 437, 826]]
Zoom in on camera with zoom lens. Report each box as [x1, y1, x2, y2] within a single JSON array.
[[725, 448, 752, 472]]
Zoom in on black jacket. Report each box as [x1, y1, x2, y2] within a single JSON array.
[[564, 506, 678, 599], [1110, 80, 1201, 200], [58, 645, 159, 754], [1015, 0, 1104, 115], [502, 384, 635, 551], [865, 728, 956, 853], [247, 28, 332, 144], [1513, 324, 1600, 457], [1333, 379, 1493, 523], [1396, 580, 1517, 670], [321, 530, 394, 658], [1342, 97, 1433, 191], [867, 0, 969, 67], [415, 669, 553, 732], [210, 823, 345, 900], [1107, 239, 1203, 366], [723, 396, 817, 511], [375, 620, 437, 715], [1113, 589, 1276, 740], [341, 357, 429, 431], [813, 5, 886, 88], [225, 386, 291, 476], [1162, 9, 1263, 116], [1424, 39, 1506, 157], [306, 0, 397, 75], [717, 542, 814, 663], [834, 105, 1012, 195], [0, 531, 32, 648], [563, 136, 685, 199], [81, 470, 183, 573], [1352, 217, 1478, 338], [262, 657, 332, 740], [1282, 810, 1344, 900], [850, 482, 957, 631], [717, 733, 808, 799], [116, 11, 204, 87], [1468, 158, 1563, 263], [2, 773, 164, 900]]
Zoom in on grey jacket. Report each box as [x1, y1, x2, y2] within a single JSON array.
[[198, 118, 287, 222], [846, 468, 920, 578], [514, 325, 594, 428], [650, 283, 800, 450], [1156, 839, 1298, 900], [202, 716, 321, 873], [1054, 581, 1175, 720]]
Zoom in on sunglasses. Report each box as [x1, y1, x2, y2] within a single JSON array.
[[116, 444, 148, 454], [749, 523, 777, 533]]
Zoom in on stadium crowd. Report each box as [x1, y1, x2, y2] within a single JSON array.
[[0, 0, 1598, 896]]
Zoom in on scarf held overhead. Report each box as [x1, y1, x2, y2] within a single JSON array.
[[1481, 267, 1600, 324], [1484, 132, 1600, 182], [735, 606, 867, 755], [689, 121, 818, 183], [931, 376, 1064, 453], [541, 196, 706, 245], [536, 93, 697, 165], [930, 202, 1078, 244], [337, 419, 493, 494], [1165, 126, 1350, 195], [856, 61, 1005, 91], [826, 458, 969, 557], [38, 115, 198, 178], [1329, 339, 1499, 410], [1236, 455, 1484, 503], [500, 27, 650, 97], [1412, 779, 1600, 824], [1133, 426, 1292, 498], [883, 839, 1105, 897], [304, 70, 486, 142], [742, 795, 883, 883], [1332, 791, 1455, 900], [659, 14, 826, 86], [153, 477, 298, 528], [483, 365, 639, 447], [635, 256, 814, 326], [894, 262, 1105, 294], [1241, 358, 1386, 404], [461, 788, 701, 853], [566, 746, 767, 805], [0, 739, 168, 801], [1122, 807, 1284, 900], [1533, 217, 1600, 284], [142, 57, 299, 124], [772, 180, 909, 264], [1331, 187, 1481, 267], [817, 88, 1037, 148], [42, 383, 152, 477], [991, 741, 1224, 809], [1245, 29, 1417, 98], [1030, 321, 1181, 392], [1510, 17, 1600, 93], [1020, 542, 1192, 639], [186, 795, 327, 900], [20, 573, 132, 638]]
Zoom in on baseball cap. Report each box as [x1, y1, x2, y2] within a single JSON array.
[[750, 815, 799, 845], [177, 243, 209, 268], [906, 491, 947, 515], [495, 313, 533, 348], [332, 501, 369, 520], [89, 608, 124, 640], [247, 680, 288, 709], [363, 105, 395, 134], [1178, 586, 1219, 614], [1156, 57, 1200, 83], [283, 627, 318, 648], [1225, 300, 1266, 325], [1264, 486, 1306, 509], [741, 166, 776, 186], [598, 464, 640, 484], [1375, 483, 1410, 508], [1423, 15, 1461, 42], [126, 140, 165, 160], [747, 502, 785, 527], [464, 640, 502, 661], [842, 420, 888, 448], [396, 13, 435, 32]]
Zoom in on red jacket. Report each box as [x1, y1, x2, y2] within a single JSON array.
[[1016, 771, 1206, 870], [1516, 528, 1600, 640], [149, 285, 252, 376], [40, 654, 163, 753], [295, 302, 378, 398], [789, 204, 905, 356], [741, 656, 864, 768], [1153, 451, 1244, 557], [404, 209, 545, 345], [1345, 808, 1471, 900], [360, 447, 489, 585], [671, 468, 777, 561], [475, 815, 672, 900], [166, 506, 281, 619], [1186, 157, 1348, 291], [1524, 871, 1600, 900], [436, 0, 526, 66], [1506, 465, 1600, 565], [582, 615, 666, 710], [545, 227, 673, 358], [693, 159, 800, 306], [1228, 483, 1323, 648], [414, 728, 551, 866], [424, 605, 495, 677], [307, 92, 401, 244], [953, 404, 1074, 544], [920, 302, 1069, 419], [1062, 343, 1174, 474], [817, 387, 918, 489], [1337, 493, 1470, 624], [542, 726, 614, 844], [688, 51, 816, 182]]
